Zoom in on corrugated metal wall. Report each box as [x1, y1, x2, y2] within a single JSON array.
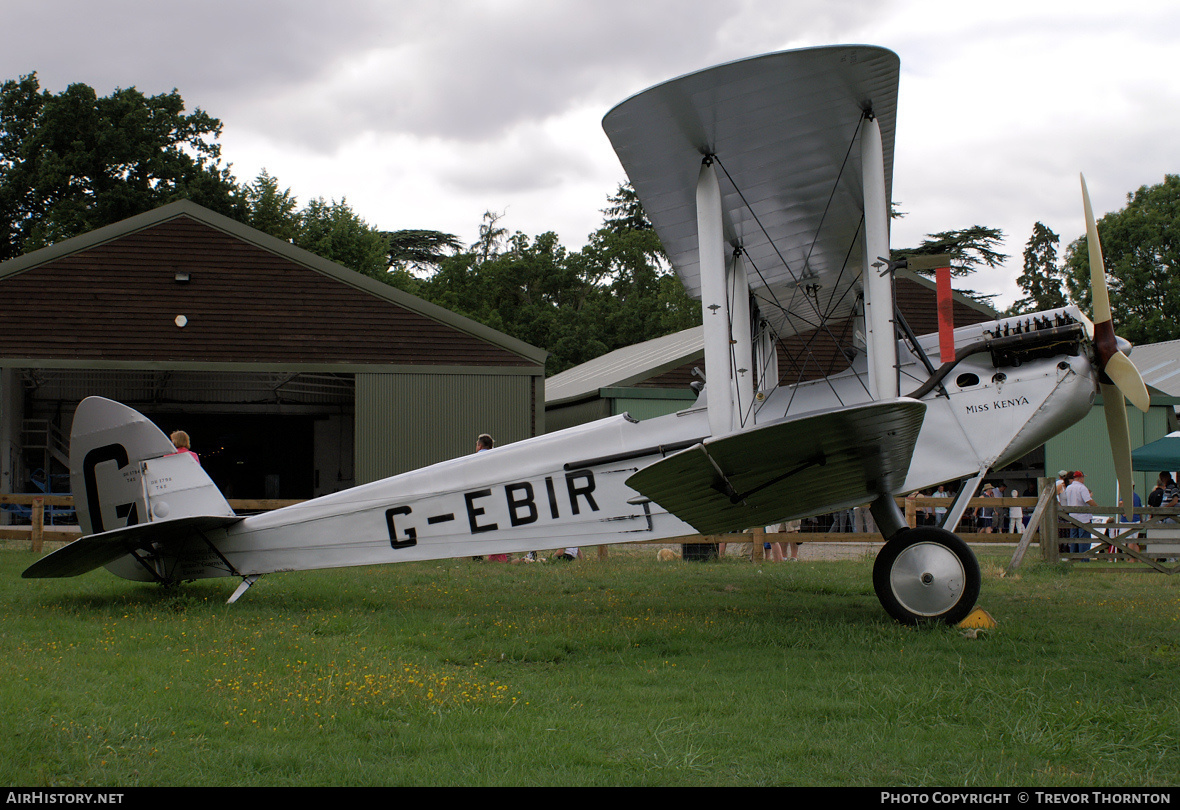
[[355, 371, 539, 482], [544, 388, 698, 433], [606, 388, 698, 422], [544, 398, 611, 434]]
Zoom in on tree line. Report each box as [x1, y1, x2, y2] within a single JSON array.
[[1010, 175, 1180, 347], [0, 74, 702, 375], [3, 73, 1176, 377]]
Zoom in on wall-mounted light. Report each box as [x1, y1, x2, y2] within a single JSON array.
[[175, 315, 188, 328], [174, 271, 191, 283]]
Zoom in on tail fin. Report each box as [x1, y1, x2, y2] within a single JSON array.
[[69, 397, 234, 536]]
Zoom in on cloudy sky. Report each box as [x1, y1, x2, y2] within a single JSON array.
[[3, 0, 1176, 308]]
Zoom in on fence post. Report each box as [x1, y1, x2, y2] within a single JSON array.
[[31, 496, 44, 554], [749, 526, 765, 562], [1039, 477, 1059, 563], [904, 495, 917, 527]]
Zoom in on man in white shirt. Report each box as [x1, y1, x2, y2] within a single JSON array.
[[1061, 470, 1098, 555], [931, 485, 950, 526]]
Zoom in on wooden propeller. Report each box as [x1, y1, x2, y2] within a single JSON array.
[[1081, 174, 1150, 519]]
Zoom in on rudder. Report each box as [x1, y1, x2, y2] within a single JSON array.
[[69, 397, 234, 536]]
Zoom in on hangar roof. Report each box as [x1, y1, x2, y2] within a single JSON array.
[[1131, 339, 1180, 397], [0, 200, 546, 372], [545, 326, 704, 407]]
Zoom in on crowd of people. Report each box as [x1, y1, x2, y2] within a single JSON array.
[[1052, 468, 1180, 556]]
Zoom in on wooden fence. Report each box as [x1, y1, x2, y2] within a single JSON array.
[[0, 494, 301, 553], [5, 489, 1176, 573]]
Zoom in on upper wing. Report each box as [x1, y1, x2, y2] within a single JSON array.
[[625, 398, 924, 534], [602, 45, 899, 342]]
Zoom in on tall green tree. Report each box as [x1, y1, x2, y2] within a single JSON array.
[[1009, 221, 1066, 315], [240, 170, 395, 280], [381, 228, 462, 291], [602, 182, 657, 236], [295, 196, 389, 280], [471, 209, 507, 264], [593, 182, 697, 344], [413, 186, 700, 374], [244, 169, 299, 243], [0, 73, 242, 260], [894, 225, 1006, 305], [383, 229, 462, 270], [1063, 174, 1180, 345], [419, 230, 608, 373]]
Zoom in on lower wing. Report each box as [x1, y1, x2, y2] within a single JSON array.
[[626, 399, 926, 534]]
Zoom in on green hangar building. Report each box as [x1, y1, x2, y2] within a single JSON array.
[[0, 201, 545, 508]]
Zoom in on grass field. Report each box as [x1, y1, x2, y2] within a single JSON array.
[[2, 545, 1178, 787]]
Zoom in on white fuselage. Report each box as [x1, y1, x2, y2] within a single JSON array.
[[108, 308, 1097, 582]]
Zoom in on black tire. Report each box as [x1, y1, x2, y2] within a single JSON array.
[[872, 527, 981, 625]]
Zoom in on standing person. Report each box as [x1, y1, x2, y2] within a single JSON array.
[[931, 485, 950, 527], [472, 433, 505, 562], [170, 431, 199, 464], [758, 523, 787, 562], [1056, 471, 1075, 553], [828, 508, 853, 533], [1022, 483, 1037, 529], [1061, 471, 1098, 555], [978, 484, 995, 533], [782, 519, 802, 561], [1148, 473, 1179, 523], [1116, 489, 1144, 553], [1147, 472, 1178, 508], [1008, 488, 1023, 535], [1056, 470, 1071, 502]]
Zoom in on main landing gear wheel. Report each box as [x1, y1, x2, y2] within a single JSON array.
[[872, 527, 981, 625]]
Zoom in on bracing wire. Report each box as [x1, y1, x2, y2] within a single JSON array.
[[709, 109, 877, 413]]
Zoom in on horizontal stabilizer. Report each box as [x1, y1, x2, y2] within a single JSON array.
[[626, 399, 925, 534], [22, 515, 241, 579]]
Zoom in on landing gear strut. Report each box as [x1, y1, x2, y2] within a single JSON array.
[[872, 527, 981, 625]]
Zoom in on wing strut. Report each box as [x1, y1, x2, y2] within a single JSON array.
[[861, 111, 896, 400], [731, 251, 755, 429], [696, 157, 733, 437], [938, 469, 989, 534]]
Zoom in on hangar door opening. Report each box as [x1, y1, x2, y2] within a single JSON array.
[[9, 369, 356, 505], [147, 412, 314, 501]]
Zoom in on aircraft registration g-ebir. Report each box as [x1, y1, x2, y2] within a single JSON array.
[[23, 45, 1149, 624]]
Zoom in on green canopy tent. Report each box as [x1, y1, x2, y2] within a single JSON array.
[[1132, 432, 1180, 472]]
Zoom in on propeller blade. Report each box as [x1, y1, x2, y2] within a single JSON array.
[[1105, 351, 1151, 413], [1100, 383, 1135, 522], [1081, 174, 1112, 323], [1080, 173, 1151, 413]]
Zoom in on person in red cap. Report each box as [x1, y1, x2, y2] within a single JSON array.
[[1061, 470, 1098, 556]]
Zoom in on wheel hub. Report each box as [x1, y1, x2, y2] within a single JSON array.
[[890, 541, 966, 617]]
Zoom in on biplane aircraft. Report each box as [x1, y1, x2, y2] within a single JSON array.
[[23, 45, 1149, 624]]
